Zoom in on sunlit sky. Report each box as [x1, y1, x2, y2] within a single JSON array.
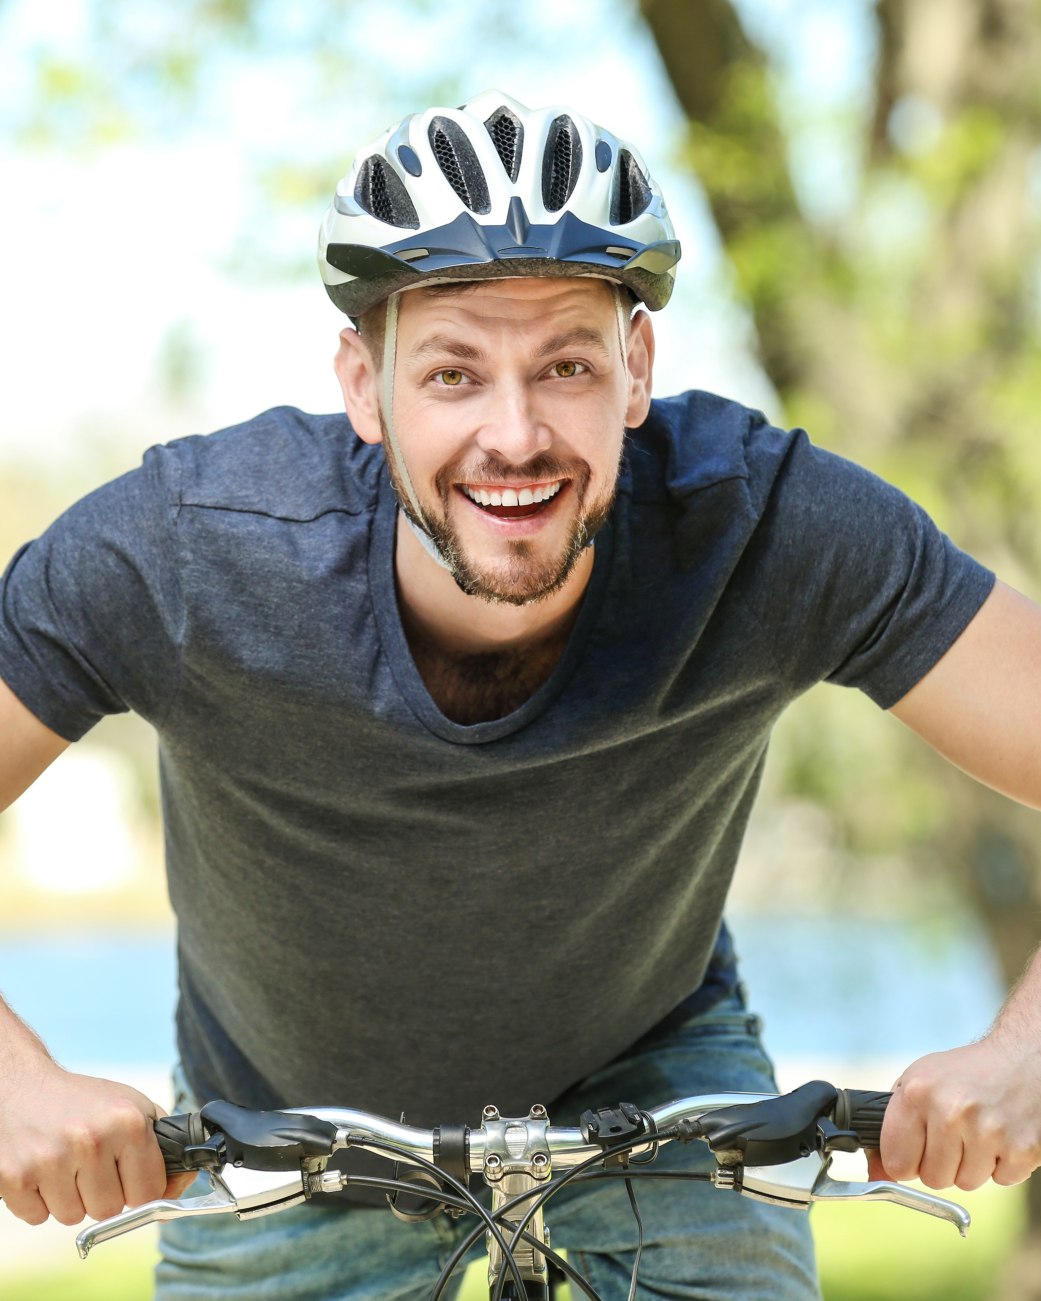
[[0, 0, 868, 468]]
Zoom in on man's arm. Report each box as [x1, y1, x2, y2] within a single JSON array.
[[874, 581, 1041, 1189], [0, 677, 70, 812], [0, 677, 185, 1223], [889, 579, 1041, 810]]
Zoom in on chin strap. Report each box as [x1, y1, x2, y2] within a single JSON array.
[[381, 295, 457, 572], [402, 509, 453, 570], [614, 289, 631, 390], [382, 294, 446, 541]]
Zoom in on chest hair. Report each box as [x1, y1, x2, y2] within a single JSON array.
[[407, 630, 570, 725]]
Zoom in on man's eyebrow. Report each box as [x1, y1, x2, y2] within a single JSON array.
[[409, 335, 486, 363], [533, 327, 613, 358]]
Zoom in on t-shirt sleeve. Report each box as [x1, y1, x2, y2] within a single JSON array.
[[741, 427, 996, 708], [0, 447, 184, 740]]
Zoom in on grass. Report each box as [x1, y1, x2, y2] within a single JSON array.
[[1, 1185, 1022, 1300], [813, 1182, 1024, 1301], [0, 1238, 160, 1300]]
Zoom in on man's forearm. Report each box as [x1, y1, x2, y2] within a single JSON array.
[[988, 944, 1041, 1051], [0, 991, 56, 1078]]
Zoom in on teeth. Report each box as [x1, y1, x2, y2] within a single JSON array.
[[462, 480, 563, 507]]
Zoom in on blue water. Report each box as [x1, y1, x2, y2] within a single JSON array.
[[731, 913, 1004, 1061], [3, 930, 179, 1069], [0, 914, 1005, 1070]]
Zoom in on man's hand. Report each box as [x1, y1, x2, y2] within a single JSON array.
[[867, 1034, 1041, 1191], [0, 1059, 189, 1226]]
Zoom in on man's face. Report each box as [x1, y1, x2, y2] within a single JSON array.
[[379, 278, 649, 606]]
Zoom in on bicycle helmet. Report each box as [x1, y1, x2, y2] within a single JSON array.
[[318, 89, 680, 317]]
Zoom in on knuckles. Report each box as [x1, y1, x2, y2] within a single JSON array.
[[0, 1098, 155, 1226], [50, 1203, 88, 1227]]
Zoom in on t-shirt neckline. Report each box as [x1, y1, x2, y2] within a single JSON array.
[[368, 469, 613, 744]]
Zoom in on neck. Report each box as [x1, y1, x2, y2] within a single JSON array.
[[393, 512, 594, 655]]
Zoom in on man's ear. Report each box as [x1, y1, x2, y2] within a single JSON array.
[[334, 327, 383, 445], [624, 311, 655, 428]]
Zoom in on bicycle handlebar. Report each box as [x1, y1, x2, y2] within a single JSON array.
[[153, 1080, 892, 1179], [76, 1080, 971, 1286]]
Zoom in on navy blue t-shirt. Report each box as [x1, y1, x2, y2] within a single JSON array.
[[0, 392, 994, 1124]]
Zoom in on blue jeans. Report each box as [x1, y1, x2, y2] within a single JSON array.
[[155, 991, 820, 1299]]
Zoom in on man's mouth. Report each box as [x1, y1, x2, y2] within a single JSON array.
[[459, 479, 565, 519]]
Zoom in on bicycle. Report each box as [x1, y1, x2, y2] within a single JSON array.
[[75, 1080, 970, 1300]]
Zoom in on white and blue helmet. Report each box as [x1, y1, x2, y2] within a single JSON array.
[[318, 90, 680, 317]]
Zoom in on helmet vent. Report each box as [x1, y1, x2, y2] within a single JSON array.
[[611, 150, 652, 225], [428, 116, 492, 214], [484, 106, 524, 182], [542, 115, 583, 212], [354, 157, 420, 229]]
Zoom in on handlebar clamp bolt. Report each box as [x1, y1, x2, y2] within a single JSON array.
[[529, 1104, 547, 1119], [483, 1105, 500, 1121]]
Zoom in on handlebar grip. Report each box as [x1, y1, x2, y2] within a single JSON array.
[[836, 1089, 891, 1150], [154, 1111, 209, 1176]]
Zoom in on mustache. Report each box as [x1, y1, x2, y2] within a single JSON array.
[[437, 453, 583, 490]]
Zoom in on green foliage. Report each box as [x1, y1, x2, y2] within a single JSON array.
[[907, 106, 1009, 209], [686, 64, 795, 224]]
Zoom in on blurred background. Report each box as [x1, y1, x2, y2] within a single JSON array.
[[1, 0, 1040, 1296]]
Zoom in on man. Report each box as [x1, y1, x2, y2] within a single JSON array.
[[1, 90, 1040, 1299]]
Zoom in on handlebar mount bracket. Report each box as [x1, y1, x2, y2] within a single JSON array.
[[579, 1102, 649, 1167]]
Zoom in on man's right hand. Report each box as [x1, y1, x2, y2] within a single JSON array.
[[0, 1060, 179, 1226]]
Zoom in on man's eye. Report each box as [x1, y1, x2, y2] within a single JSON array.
[[552, 360, 583, 378], [435, 369, 466, 386]]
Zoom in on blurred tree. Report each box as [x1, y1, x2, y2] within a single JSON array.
[[639, 0, 1041, 1290]]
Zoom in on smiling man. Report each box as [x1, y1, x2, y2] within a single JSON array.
[[2, 91, 1041, 1301]]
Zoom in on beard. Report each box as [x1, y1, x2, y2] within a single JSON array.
[[381, 426, 622, 607]]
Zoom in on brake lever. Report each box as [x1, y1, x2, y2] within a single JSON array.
[[75, 1163, 342, 1259], [723, 1152, 970, 1237], [75, 1172, 240, 1258], [808, 1166, 971, 1236]]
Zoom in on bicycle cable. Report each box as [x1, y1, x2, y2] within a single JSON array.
[[355, 1137, 531, 1301], [486, 1114, 661, 1301]]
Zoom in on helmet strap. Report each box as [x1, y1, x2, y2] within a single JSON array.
[[403, 510, 453, 571], [613, 287, 631, 390], [381, 294, 453, 571]]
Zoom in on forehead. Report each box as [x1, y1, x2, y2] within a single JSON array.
[[396, 277, 619, 341]]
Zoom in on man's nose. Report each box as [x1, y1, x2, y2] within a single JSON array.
[[473, 385, 552, 463]]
